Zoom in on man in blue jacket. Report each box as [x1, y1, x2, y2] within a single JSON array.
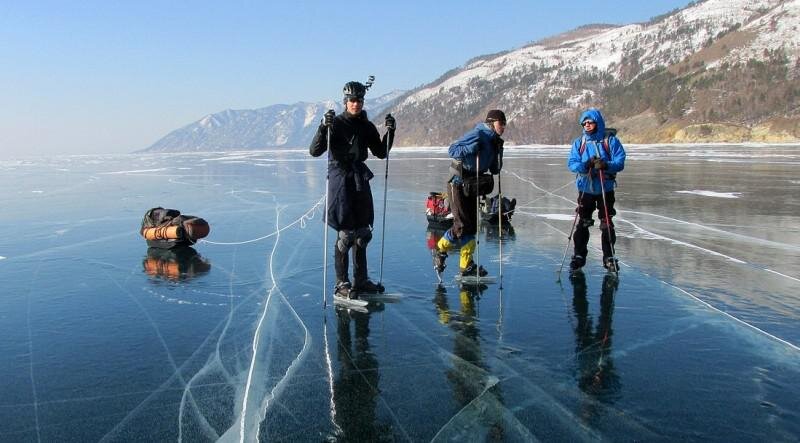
[[432, 110, 505, 279], [568, 108, 626, 272], [310, 81, 396, 298]]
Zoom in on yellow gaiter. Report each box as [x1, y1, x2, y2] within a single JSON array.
[[459, 239, 476, 269]]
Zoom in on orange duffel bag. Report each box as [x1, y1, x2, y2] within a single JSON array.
[[140, 207, 210, 249]]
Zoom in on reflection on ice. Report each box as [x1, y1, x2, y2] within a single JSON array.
[[326, 308, 393, 441], [569, 274, 621, 414], [143, 247, 211, 281]]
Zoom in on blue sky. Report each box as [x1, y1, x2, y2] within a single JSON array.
[[0, 1, 692, 158]]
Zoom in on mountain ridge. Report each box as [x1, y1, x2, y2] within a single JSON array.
[[142, 0, 800, 152], [140, 92, 403, 152], [388, 0, 800, 145]]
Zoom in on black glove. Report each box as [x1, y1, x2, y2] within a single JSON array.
[[494, 137, 504, 151], [593, 158, 607, 170], [321, 109, 335, 127], [585, 160, 594, 171], [385, 113, 396, 131]]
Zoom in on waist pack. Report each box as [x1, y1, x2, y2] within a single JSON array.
[[462, 174, 494, 197]]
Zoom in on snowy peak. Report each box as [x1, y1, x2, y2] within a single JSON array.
[[141, 92, 402, 152]]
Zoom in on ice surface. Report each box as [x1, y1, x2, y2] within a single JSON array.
[[676, 190, 742, 198], [0, 145, 798, 441]]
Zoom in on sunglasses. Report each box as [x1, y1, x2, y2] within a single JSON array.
[[347, 97, 364, 103], [582, 120, 596, 126]]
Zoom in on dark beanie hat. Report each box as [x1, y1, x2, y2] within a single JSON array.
[[486, 109, 506, 124]]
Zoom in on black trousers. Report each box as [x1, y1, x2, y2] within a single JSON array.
[[335, 244, 368, 285], [331, 172, 374, 285], [573, 191, 617, 259]]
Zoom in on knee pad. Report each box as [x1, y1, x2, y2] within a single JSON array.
[[337, 230, 355, 252], [354, 227, 372, 248], [600, 218, 614, 231], [580, 218, 595, 228]]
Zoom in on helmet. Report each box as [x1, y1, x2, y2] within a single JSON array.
[[342, 81, 367, 100]]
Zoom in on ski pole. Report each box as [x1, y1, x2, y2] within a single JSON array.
[[594, 146, 618, 271], [322, 125, 331, 309], [557, 190, 583, 280], [378, 129, 390, 286]]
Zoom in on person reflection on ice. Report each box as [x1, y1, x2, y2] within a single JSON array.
[[330, 308, 391, 441], [433, 284, 505, 441], [569, 273, 621, 420]]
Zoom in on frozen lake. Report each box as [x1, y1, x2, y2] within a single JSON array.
[[1, 144, 798, 441]]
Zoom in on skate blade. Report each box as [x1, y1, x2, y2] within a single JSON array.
[[333, 295, 369, 308], [455, 275, 497, 284], [358, 293, 403, 303]]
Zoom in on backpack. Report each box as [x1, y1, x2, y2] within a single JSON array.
[[479, 195, 516, 224], [579, 127, 617, 157], [425, 192, 450, 219]]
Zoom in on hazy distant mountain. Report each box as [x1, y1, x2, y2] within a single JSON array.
[[387, 0, 800, 144], [144, 0, 800, 151], [141, 91, 404, 152]]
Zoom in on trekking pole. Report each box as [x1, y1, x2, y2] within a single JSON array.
[[557, 190, 583, 281], [594, 147, 618, 272], [475, 154, 481, 285], [322, 125, 331, 309], [497, 168, 503, 289], [378, 129, 390, 286], [497, 284, 504, 340]]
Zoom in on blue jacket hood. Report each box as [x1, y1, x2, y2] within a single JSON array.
[[475, 122, 495, 137], [579, 108, 606, 141]]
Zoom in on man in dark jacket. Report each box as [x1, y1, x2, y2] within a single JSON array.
[[432, 110, 505, 280], [310, 81, 395, 299]]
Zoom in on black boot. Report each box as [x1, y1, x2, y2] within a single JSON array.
[[353, 279, 385, 294], [603, 256, 619, 273], [460, 261, 488, 277], [570, 255, 586, 272], [334, 281, 356, 299], [432, 249, 448, 273]]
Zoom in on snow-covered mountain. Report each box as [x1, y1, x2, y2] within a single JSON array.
[[389, 0, 800, 144], [144, 0, 800, 151], [142, 91, 404, 152]]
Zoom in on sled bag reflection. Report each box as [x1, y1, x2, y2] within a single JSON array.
[[140, 207, 210, 249]]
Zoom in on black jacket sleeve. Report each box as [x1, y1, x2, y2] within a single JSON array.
[[309, 125, 328, 157], [489, 136, 504, 174], [366, 121, 388, 159], [380, 130, 394, 155]]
